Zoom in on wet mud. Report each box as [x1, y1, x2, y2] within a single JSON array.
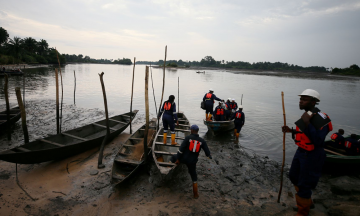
[[0, 100, 359, 215]]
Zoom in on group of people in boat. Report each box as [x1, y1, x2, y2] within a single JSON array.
[[1, 67, 21, 72], [329, 129, 360, 155]]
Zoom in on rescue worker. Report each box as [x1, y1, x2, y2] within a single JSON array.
[[330, 129, 345, 149], [170, 125, 212, 199], [224, 98, 231, 120], [158, 95, 179, 145], [231, 105, 245, 141], [344, 134, 360, 155], [229, 98, 238, 113], [203, 89, 222, 121], [214, 102, 225, 121], [282, 89, 332, 216]]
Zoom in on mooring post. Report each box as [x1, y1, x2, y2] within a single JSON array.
[[4, 74, 11, 140], [178, 77, 179, 113], [98, 72, 110, 169], [143, 66, 150, 161], [157, 45, 167, 131], [55, 69, 60, 134], [15, 87, 29, 143], [74, 70, 76, 105], [130, 57, 136, 134], [23, 70, 25, 108], [56, 49, 63, 133]]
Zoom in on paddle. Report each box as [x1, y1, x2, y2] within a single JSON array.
[[277, 91, 286, 203]]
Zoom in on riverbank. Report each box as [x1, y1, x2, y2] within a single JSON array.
[[1, 100, 360, 215], [1, 64, 51, 70]]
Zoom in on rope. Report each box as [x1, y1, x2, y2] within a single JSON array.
[[16, 163, 37, 201]]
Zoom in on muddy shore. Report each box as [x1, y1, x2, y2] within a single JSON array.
[[1, 100, 360, 215]]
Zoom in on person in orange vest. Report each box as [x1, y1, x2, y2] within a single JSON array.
[[330, 129, 345, 149], [229, 98, 238, 113], [158, 95, 179, 146], [214, 102, 225, 121], [225, 98, 231, 120], [170, 125, 212, 199], [231, 105, 245, 141], [344, 134, 360, 155], [202, 89, 222, 121], [282, 89, 332, 216]]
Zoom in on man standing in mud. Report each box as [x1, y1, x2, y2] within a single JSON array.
[[282, 89, 332, 216], [170, 125, 212, 199]]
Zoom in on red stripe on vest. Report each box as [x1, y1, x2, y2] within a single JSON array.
[[189, 140, 201, 152], [295, 126, 314, 151], [323, 113, 333, 131], [164, 102, 172, 111], [345, 141, 352, 149], [235, 112, 242, 118], [206, 93, 212, 99], [330, 133, 338, 140], [216, 108, 224, 115]]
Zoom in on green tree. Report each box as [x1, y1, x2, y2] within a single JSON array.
[[7, 36, 23, 63], [23, 37, 37, 54], [37, 39, 49, 56], [350, 64, 360, 70], [0, 27, 9, 45]]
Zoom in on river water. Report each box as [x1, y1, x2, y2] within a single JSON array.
[[1, 64, 360, 163]]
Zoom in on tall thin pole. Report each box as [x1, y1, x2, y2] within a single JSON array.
[[23, 70, 25, 108], [277, 91, 286, 203], [56, 48, 63, 133], [130, 57, 136, 134], [4, 74, 11, 140], [74, 70, 76, 104], [178, 77, 179, 113], [98, 72, 110, 168], [241, 94, 243, 105], [143, 66, 150, 162], [150, 63, 157, 116], [15, 87, 29, 143], [157, 45, 167, 130], [55, 69, 60, 134]]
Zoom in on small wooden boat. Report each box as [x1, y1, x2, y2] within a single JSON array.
[[0, 110, 138, 164], [324, 135, 360, 165], [196, 71, 205, 73], [0, 70, 24, 76], [111, 118, 157, 185], [0, 106, 21, 134], [203, 119, 234, 133], [152, 112, 191, 175]]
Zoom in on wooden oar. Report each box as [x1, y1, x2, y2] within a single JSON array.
[[324, 148, 345, 156], [277, 91, 286, 203]]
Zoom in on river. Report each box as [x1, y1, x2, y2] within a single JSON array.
[[1, 64, 360, 163]]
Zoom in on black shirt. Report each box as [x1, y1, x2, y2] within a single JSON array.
[[176, 134, 211, 164]]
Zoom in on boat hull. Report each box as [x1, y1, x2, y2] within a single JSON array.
[[203, 119, 234, 133], [0, 106, 21, 134]]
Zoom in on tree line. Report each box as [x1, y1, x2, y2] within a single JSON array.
[[331, 64, 360, 76], [0, 27, 132, 65]]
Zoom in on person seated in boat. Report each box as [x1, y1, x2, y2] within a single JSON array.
[[229, 98, 238, 113], [231, 105, 245, 142], [2, 67, 5, 72], [224, 98, 231, 120], [214, 102, 225, 121], [158, 95, 179, 146], [170, 124, 212, 199], [330, 129, 345, 149], [203, 89, 222, 121], [344, 134, 360, 155]]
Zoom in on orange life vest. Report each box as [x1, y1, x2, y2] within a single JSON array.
[[164, 102, 172, 111], [206, 93, 212, 99], [216, 108, 224, 115], [230, 103, 236, 109], [345, 141, 352, 149], [330, 133, 338, 140], [294, 126, 315, 151], [189, 139, 201, 152], [323, 113, 333, 131], [235, 112, 242, 119]]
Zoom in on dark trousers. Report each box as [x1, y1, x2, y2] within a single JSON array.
[[289, 148, 325, 198], [205, 101, 214, 114], [186, 163, 197, 182], [234, 121, 243, 132], [162, 114, 175, 132]]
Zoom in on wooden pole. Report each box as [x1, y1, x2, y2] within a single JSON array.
[[130, 57, 136, 134], [23, 70, 25, 108], [15, 87, 29, 143], [55, 69, 60, 134], [157, 45, 167, 131], [4, 74, 11, 140], [178, 77, 179, 113], [98, 72, 110, 168], [56, 48, 63, 133], [241, 94, 243, 105], [150, 63, 157, 116], [143, 66, 150, 162], [74, 70, 76, 104], [277, 91, 286, 203]]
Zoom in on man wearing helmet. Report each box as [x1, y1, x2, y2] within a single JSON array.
[[231, 105, 245, 142], [282, 89, 332, 216], [214, 101, 225, 121], [203, 89, 222, 121]]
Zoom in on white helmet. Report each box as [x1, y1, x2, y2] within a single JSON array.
[[232, 98, 235, 101], [227, 98, 231, 101], [299, 89, 320, 102], [209, 89, 214, 92], [238, 105, 243, 109]]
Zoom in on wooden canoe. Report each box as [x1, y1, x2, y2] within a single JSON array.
[[111, 118, 157, 185], [324, 135, 360, 165], [203, 119, 234, 133], [0, 70, 24, 76], [0, 106, 21, 134], [152, 112, 191, 175], [0, 110, 138, 164]]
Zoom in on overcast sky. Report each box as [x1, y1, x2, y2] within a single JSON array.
[[1, 0, 359, 68]]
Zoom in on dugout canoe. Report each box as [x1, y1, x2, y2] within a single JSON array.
[[0, 70, 24, 76], [0, 106, 21, 134], [111, 118, 157, 185], [324, 135, 360, 165], [0, 110, 138, 164], [203, 119, 234, 133], [152, 112, 191, 175]]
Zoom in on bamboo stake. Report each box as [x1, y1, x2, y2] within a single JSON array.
[[150, 63, 157, 116], [178, 77, 179, 113], [4, 74, 11, 140], [23, 70, 25, 108], [277, 91, 286, 203], [241, 94, 243, 105], [130, 57, 136, 134], [55, 69, 60, 134], [56, 48, 63, 133], [15, 87, 29, 143], [157, 45, 167, 131], [98, 72, 110, 169], [74, 70, 76, 105], [143, 66, 150, 162]]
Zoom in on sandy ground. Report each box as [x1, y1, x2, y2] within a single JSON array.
[[1, 100, 360, 216]]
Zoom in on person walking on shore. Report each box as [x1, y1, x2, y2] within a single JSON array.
[[158, 95, 179, 146], [203, 89, 222, 121], [170, 125, 212, 199], [282, 89, 332, 216], [231, 105, 245, 141]]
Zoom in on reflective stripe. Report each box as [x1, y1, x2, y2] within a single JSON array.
[[173, 112, 177, 114], [178, 150, 183, 154], [171, 131, 175, 134], [164, 130, 168, 133]]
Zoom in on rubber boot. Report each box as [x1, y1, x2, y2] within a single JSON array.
[[208, 114, 213, 122], [293, 186, 315, 211], [163, 133, 167, 144], [157, 156, 164, 162], [206, 113, 208, 121], [295, 194, 311, 216], [234, 129, 237, 136], [171, 133, 177, 145], [236, 133, 239, 141], [193, 182, 199, 199]]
